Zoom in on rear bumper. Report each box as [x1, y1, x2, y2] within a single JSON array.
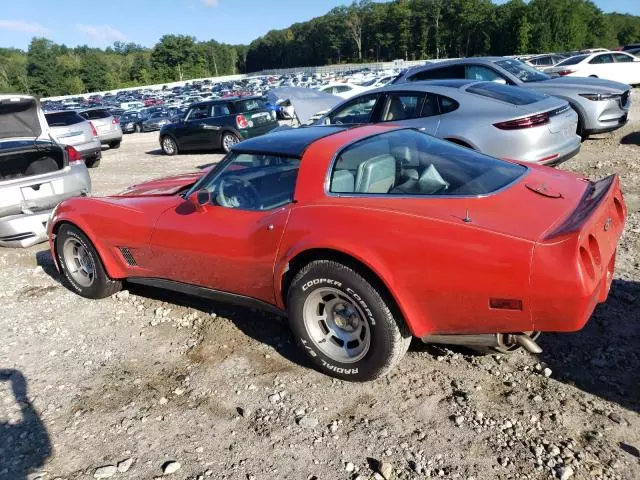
[[98, 130, 123, 144], [530, 175, 626, 332], [239, 122, 279, 139], [0, 211, 51, 247], [74, 140, 102, 159], [537, 144, 580, 167]]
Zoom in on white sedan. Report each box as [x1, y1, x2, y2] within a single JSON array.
[[316, 83, 369, 99], [545, 51, 640, 85]]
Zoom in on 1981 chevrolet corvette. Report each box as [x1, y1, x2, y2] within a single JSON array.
[[48, 125, 626, 381]]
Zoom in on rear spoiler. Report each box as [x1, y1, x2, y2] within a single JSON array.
[[543, 175, 623, 240]]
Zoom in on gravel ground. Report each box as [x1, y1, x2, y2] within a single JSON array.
[[1, 99, 639, 480]]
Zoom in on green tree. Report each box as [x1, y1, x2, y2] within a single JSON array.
[[27, 38, 61, 96]]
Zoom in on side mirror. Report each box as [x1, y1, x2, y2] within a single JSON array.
[[188, 189, 211, 212]]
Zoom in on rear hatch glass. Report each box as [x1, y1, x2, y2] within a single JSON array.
[[235, 99, 274, 126], [81, 109, 111, 120], [45, 111, 85, 127], [466, 83, 546, 105]]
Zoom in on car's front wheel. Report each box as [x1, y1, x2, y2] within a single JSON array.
[[55, 224, 122, 299], [287, 260, 411, 381], [161, 136, 178, 156]]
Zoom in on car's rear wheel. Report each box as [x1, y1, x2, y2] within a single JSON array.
[[161, 136, 178, 156], [55, 224, 122, 299], [221, 132, 240, 153], [85, 157, 101, 168], [287, 260, 411, 381], [109, 141, 121, 149]]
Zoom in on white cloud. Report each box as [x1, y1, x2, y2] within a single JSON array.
[[76, 24, 128, 43], [202, 0, 220, 7], [0, 20, 50, 34]]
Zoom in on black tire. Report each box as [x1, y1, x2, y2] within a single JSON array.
[[25, 156, 59, 176], [55, 224, 122, 299], [134, 124, 142, 133], [287, 260, 411, 381], [85, 157, 101, 168], [109, 141, 121, 149], [571, 106, 589, 141], [221, 132, 240, 153], [161, 136, 178, 156]]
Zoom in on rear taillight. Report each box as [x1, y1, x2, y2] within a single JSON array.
[[89, 121, 98, 137], [66, 145, 84, 165], [236, 114, 249, 129], [494, 112, 550, 130], [556, 69, 575, 76], [112, 117, 119, 124]]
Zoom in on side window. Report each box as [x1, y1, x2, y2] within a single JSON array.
[[335, 86, 351, 93], [436, 95, 459, 114], [381, 93, 426, 121], [613, 53, 634, 63], [328, 95, 378, 125], [212, 104, 231, 117], [465, 65, 505, 82], [187, 105, 210, 121], [199, 153, 300, 211], [421, 94, 439, 117], [409, 65, 465, 81], [589, 54, 614, 64]]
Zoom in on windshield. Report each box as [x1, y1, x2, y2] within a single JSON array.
[[495, 59, 550, 83], [466, 82, 546, 105], [329, 129, 526, 196], [555, 54, 589, 66], [189, 152, 301, 211]]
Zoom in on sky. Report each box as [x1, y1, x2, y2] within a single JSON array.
[[0, 0, 638, 51]]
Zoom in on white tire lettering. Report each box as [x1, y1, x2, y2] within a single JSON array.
[[320, 359, 358, 375], [302, 278, 342, 292]]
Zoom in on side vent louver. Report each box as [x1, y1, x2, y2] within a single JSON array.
[[119, 247, 137, 266]]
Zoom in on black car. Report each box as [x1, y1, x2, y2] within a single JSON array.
[[159, 97, 278, 155]]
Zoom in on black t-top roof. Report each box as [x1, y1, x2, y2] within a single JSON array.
[[231, 126, 348, 158]]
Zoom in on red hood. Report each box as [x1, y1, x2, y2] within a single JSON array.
[[117, 171, 205, 197]]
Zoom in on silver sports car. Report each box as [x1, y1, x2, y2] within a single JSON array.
[[318, 80, 580, 165], [392, 57, 631, 139]]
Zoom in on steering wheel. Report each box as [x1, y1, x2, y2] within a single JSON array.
[[216, 175, 261, 210]]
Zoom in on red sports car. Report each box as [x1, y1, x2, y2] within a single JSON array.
[[48, 125, 626, 381]]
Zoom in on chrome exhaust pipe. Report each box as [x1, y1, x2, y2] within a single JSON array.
[[421, 333, 542, 354]]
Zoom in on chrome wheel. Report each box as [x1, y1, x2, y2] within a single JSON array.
[[222, 134, 239, 152], [62, 238, 96, 288], [303, 287, 371, 363], [162, 137, 176, 155]]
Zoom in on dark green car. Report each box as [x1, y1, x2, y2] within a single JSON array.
[[159, 97, 279, 155]]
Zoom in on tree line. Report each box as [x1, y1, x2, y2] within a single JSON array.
[[245, 0, 640, 71], [1, 0, 639, 97], [0, 36, 248, 97]]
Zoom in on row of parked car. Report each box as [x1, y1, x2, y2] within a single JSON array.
[[1, 53, 634, 250], [155, 56, 632, 169]]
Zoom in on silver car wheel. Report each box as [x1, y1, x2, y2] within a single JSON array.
[[62, 238, 96, 288], [162, 137, 176, 155], [303, 287, 371, 363], [222, 133, 238, 152]]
